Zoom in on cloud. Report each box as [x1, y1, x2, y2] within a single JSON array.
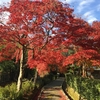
[[61, 0, 100, 23], [0, 0, 3, 4], [77, 0, 95, 12], [83, 11, 97, 23], [61, 0, 82, 5], [0, 11, 10, 24], [97, 4, 100, 11], [0, 0, 10, 5], [64, 0, 77, 3], [87, 17, 97, 23], [79, 0, 95, 6], [83, 11, 92, 17]]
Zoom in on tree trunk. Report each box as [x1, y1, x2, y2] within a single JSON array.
[[33, 69, 38, 87], [17, 47, 25, 92], [82, 65, 86, 77]]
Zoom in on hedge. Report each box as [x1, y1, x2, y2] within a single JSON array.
[[65, 74, 100, 100]]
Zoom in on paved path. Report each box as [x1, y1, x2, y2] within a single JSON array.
[[37, 77, 70, 100]]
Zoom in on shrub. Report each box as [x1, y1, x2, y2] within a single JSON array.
[[0, 79, 35, 100], [65, 74, 100, 100], [0, 73, 56, 100]]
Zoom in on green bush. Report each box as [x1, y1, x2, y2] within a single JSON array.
[[22, 79, 35, 92], [0, 73, 56, 100], [0, 79, 35, 100], [65, 74, 100, 100], [0, 60, 18, 84]]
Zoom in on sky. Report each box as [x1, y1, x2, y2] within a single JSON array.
[[0, 0, 100, 24], [62, 0, 100, 24]]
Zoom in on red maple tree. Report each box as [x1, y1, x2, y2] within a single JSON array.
[[0, 0, 75, 91], [1, 0, 100, 92], [62, 19, 100, 77]]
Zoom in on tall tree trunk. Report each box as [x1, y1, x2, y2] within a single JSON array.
[[31, 49, 38, 86], [33, 69, 38, 87], [17, 46, 25, 92], [82, 65, 86, 77]]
